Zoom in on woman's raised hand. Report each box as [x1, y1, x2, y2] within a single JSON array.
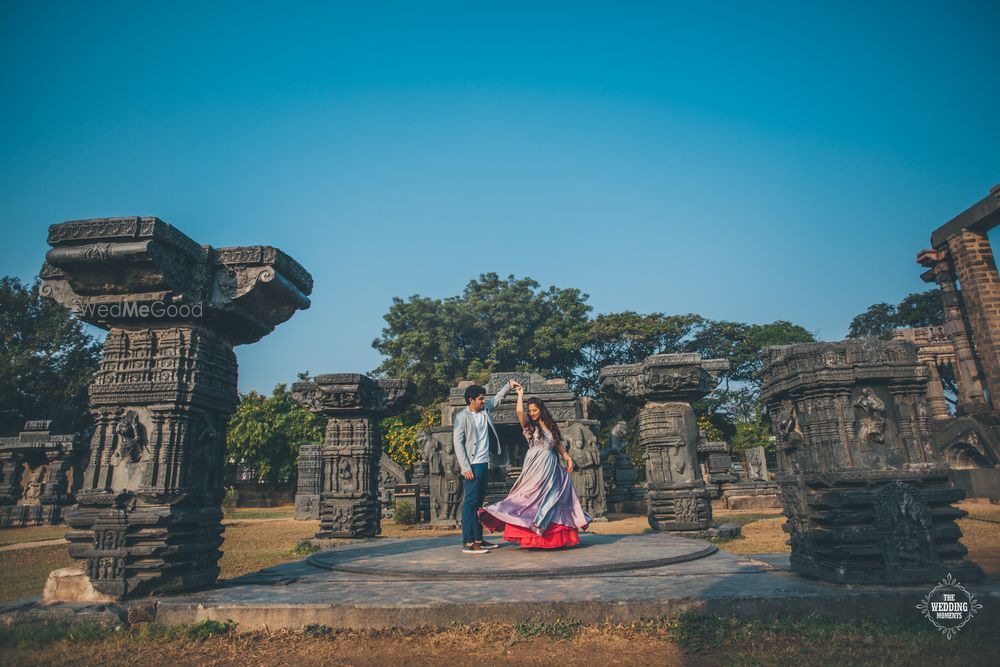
[[511, 380, 524, 394]]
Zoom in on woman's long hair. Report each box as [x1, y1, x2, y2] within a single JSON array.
[[525, 397, 562, 447]]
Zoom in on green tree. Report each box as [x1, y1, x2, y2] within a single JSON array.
[[225, 383, 324, 484], [372, 273, 592, 406], [0, 276, 101, 435], [686, 320, 815, 433], [848, 289, 944, 339]]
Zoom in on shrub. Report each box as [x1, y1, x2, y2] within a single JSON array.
[[393, 500, 416, 525]]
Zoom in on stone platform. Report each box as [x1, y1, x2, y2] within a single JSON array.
[[306, 533, 716, 579], [135, 533, 1000, 630]]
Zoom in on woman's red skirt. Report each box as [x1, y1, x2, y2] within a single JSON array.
[[501, 522, 579, 549]]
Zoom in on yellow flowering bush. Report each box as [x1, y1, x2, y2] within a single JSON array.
[[381, 408, 440, 473]]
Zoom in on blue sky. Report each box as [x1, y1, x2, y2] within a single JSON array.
[[2, 1, 998, 393]]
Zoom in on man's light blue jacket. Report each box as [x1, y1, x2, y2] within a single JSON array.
[[452, 383, 511, 475]]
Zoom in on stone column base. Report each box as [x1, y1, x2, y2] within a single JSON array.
[[647, 484, 712, 531], [780, 469, 985, 584], [318, 494, 380, 538], [65, 503, 223, 598]]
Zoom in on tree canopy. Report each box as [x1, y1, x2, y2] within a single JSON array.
[[0, 276, 101, 436], [372, 273, 592, 406], [848, 289, 944, 340], [372, 273, 816, 453], [225, 383, 324, 484]]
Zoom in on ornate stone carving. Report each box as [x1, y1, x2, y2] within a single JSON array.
[[0, 422, 89, 527], [744, 447, 768, 482], [39, 217, 312, 598], [761, 340, 983, 584], [564, 421, 606, 518], [423, 427, 462, 526], [292, 374, 414, 539], [600, 354, 727, 531], [293, 443, 322, 520]]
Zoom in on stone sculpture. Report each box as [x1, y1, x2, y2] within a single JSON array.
[[760, 340, 984, 584], [564, 421, 606, 517], [600, 354, 728, 531], [39, 217, 312, 598], [292, 373, 414, 538], [744, 447, 768, 482]]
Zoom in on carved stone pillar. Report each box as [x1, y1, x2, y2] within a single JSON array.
[[918, 250, 989, 413], [39, 217, 312, 598], [600, 354, 728, 531], [761, 340, 983, 584], [292, 374, 414, 538], [293, 443, 322, 520]]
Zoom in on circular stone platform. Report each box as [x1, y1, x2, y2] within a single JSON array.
[[306, 532, 717, 579]]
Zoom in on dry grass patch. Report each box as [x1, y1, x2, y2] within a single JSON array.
[[219, 519, 319, 579], [4, 615, 998, 667], [712, 517, 789, 555], [0, 525, 67, 547], [0, 544, 74, 602]]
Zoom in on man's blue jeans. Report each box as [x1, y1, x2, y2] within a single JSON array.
[[461, 463, 489, 544]]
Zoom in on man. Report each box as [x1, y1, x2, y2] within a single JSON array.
[[453, 379, 514, 554]]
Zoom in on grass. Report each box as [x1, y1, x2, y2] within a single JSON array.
[[0, 525, 66, 546], [0, 544, 74, 602], [223, 505, 295, 521], [217, 519, 318, 580], [2, 613, 997, 666]]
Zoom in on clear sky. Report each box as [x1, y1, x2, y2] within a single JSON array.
[[2, 1, 998, 393]]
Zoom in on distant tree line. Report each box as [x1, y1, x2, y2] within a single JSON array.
[[0, 271, 948, 482]]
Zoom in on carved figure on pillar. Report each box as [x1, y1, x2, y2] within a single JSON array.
[[761, 340, 983, 584], [424, 427, 462, 525], [39, 217, 312, 598], [292, 374, 414, 538], [443, 445, 463, 523], [600, 354, 728, 531], [564, 421, 606, 518]]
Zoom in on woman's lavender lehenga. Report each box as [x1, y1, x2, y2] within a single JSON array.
[[478, 426, 591, 548]]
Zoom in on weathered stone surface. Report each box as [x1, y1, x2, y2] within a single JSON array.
[[904, 188, 1000, 500], [38, 217, 312, 599], [565, 421, 606, 517], [291, 374, 414, 539], [0, 421, 88, 527], [42, 565, 117, 604], [293, 444, 322, 520], [600, 355, 728, 531], [602, 421, 645, 514], [761, 340, 984, 584], [424, 426, 463, 526]]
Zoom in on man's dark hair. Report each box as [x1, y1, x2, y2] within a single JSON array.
[[464, 385, 487, 405]]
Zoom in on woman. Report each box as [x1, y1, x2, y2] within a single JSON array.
[[478, 381, 591, 548]]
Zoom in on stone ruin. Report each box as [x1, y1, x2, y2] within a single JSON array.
[[291, 373, 414, 538], [601, 421, 645, 514], [761, 339, 984, 584], [38, 217, 312, 598], [909, 183, 1000, 498], [439, 372, 607, 520], [0, 421, 89, 527], [422, 426, 464, 526], [600, 353, 728, 531]]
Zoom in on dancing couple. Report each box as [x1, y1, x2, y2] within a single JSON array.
[[453, 379, 591, 555]]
